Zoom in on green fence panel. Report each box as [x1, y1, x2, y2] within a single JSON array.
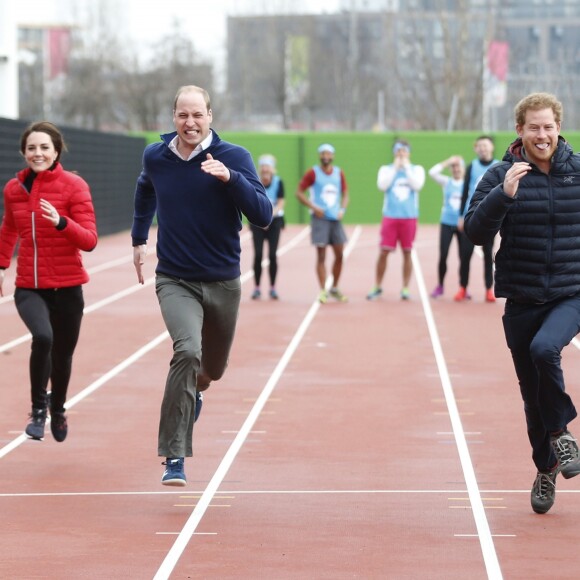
[[140, 130, 580, 224]]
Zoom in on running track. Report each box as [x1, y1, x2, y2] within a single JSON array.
[[1, 225, 579, 580]]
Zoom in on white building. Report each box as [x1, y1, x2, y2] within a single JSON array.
[[0, 0, 19, 118]]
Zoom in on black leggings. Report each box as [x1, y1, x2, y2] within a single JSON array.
[[437, 224, 461, 286], [251, 217, 284, 286], [459, 233, 494, 289], [14, 286, 84, 413]]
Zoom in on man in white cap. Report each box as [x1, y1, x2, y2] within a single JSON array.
[[296, 143, 349, 303]]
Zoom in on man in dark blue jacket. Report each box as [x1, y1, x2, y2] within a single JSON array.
[[465, 92, 580, 515], [131, 85, 273, 486]]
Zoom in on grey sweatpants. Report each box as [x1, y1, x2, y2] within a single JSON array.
[[155, 274, 241, 457]]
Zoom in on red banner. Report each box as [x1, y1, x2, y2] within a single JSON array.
[[487, 40, 509, 82], [46, 28, 71, 80]]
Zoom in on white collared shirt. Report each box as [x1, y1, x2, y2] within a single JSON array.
[[169, 130, 214, 161]]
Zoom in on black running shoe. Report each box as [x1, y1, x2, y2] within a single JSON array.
[[50, 412, 68, 442], [25, 408, 47, 440], [531, 468, 558, 514], [551, 430, 580, 479]]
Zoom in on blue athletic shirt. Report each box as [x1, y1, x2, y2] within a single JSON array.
[[428, 162, 463, 226], [440, 179, 463, 226], [310, 166, 343, 221], [382, 166, 421, 219], [264, 174, 284, 216], [462, 158, 499, 217]]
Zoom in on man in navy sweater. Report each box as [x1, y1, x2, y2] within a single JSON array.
[[131, 85, 272, 486]]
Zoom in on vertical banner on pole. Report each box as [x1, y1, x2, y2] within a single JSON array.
[[486, 40, 509, 108]]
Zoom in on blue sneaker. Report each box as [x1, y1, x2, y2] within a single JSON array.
[[25, 407, 47, 440], [194, 391, 203, 423], [366, 286, 382, 300], [161, 458, 186, 486]]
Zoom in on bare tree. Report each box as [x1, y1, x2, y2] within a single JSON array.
[[387, 0, 486, 130], [46, 5, 213, 131], [114, 21, 214, 131], [52, 0, 126, 129]]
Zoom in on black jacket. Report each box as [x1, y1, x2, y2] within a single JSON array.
[[464, 136, 580, 303]]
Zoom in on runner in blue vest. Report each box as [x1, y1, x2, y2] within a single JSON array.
[[250, 154, 285, 300], [427, 155, 465, 298], [367, 140, 425, 301], [296, 144, 349, 304], [456, 135, 500, 302]]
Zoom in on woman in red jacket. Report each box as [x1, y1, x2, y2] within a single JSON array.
[[0, 121, 97, 442]]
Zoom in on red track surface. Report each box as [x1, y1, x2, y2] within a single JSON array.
[[1, 225, 579, 579]]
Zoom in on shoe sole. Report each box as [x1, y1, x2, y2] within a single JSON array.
[[560, 466, 580, 480], [161, 478, 187, 487], [531, 502, 553, 514], [25, 434, 44, 441]]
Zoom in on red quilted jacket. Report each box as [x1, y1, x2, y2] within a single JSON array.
[[0, 163, 98, 289]]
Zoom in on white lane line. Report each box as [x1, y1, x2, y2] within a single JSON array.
[[86, 254, 134, 274], [240, 225, 310, 284], [0, 254, 139, 305], [0, 278, 156, 354], [472, 240, 580, 355], [2, 487, 579, 498], [473, 242, 580, 355], [412, 249, 503, 580], [0, 227, 310, 353], [0, 333, 32, 353], [156, 532, 218, 536], [153, 226, 362, 580], [0, 227, 311, 454], [0, 332, 169, 460], [455, 535, 516, 538], [83, 278, 155, 314]]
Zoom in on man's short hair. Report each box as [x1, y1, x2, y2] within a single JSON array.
[[173, 85, 211, 112], [514, 92, 563, 126]]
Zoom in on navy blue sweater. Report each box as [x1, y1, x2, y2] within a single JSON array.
[[132, 131, 273, 282]]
